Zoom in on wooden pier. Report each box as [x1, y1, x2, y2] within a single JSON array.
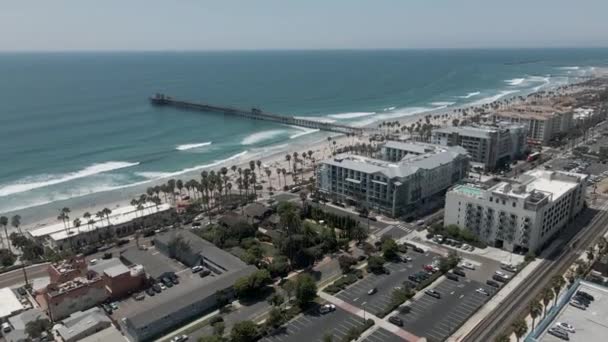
[[149, 94, 365, 135]]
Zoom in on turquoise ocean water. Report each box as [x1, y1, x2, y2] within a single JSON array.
[[1, 49, 607, 220]]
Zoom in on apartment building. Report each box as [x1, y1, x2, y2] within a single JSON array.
[[493, 105, 573, 145], [444, 170, 587, 253], [317, 142, 469, 218], [431, 123, 527, 171]]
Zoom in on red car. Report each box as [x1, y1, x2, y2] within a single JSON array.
[[423, 265, 436, 273]]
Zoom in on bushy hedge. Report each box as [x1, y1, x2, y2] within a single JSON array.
[[324, 270, 362, 295]]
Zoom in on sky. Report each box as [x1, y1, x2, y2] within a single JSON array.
[[2, 0, 608, 51]]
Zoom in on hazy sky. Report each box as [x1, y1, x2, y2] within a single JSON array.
[[2, 0, 607, 51]]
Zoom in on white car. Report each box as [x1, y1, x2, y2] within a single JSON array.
[[556, 322, 575, 333], [160, 283, 167, 291], [494, 271, 510, 279], [319, 304, 336, 314], [461, 262, 475, 270], [475, 288, 489, 296], [191, 265, 204, 273]]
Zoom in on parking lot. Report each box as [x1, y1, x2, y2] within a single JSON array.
[[261, 306, 367, 342], [394, 278, 495, 342], [360, 327, 404, 342], [335, 252, 439, 315]]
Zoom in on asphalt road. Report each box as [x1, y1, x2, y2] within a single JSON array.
[[463, 197, 608, 342], [395, 278, 494, 342], [335, 253, 438, 315], [261, 305, 367, 342], [361, 327, 404, 342], [0, 263, 49, 288]]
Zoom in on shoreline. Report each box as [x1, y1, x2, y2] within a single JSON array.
[[9, 70, 608, 233]]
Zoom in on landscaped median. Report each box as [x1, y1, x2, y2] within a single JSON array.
[[323, 269, 364, 294]]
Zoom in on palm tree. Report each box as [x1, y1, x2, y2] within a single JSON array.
[[528, 299, 542, 330], [176, 179, 184, 196], [512, 317, 528, 342], [281, 168, 287, 186], [130, 199, 139, 217], [551, 275, 566, 305], [285, 154, 292, 172], [541, 287, 554, 317], [151, 195, 162, 211], [231, 165, 237, 175], [249, 160, 256, 175], [95, 211, 105, 239], [0, 216, 9, 252], [102, 208, 112, 225], [167, 179, 176, 203], [265, 169, 272, 191], [276, 168, 282, 189], [256, 160, 262, 177], [73, 218, 82, 235], [11, 215, 22, 235], [83, 212, 92, 231]]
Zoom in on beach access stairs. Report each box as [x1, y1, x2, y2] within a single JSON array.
[[149, 94, 365, 135]]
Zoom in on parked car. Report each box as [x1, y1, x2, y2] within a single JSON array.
[[159, 283, 167, 291], [199, 269, 211, 277], [425, 289, 441, 299], [576, 291, 594, 301], [494, 271, 510, 279], [446, 273, 459, 281], [152, 284, 162, 293], [191, 265, 204, 273], [102, 252, 113, 260], [453, 268, 466, 277], [461, 262, 475, 270], [402, 256, 413, 262], [475, 288, 489, 296], [133, 292, 145, 301], [2, 322, 12, 333], [486, 280, 500, 288], [319, 304, 336, 314], [413, 247, 425, 253], [102, 304, 113, 314], [388, 316, 403, 326], [555, 322, 575, 333], [548, 327, 570, 340], [492, 274, 508, 283], [146, 288, 156, 296], [109, 302, 118, 310], [569, 300, 586, 310], [367, 288, 377, 295], [408, 275, 420, 283]]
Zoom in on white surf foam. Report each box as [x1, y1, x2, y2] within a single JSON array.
[[469, 90, 520, 106], [505, 78, 525, 86], [176, 141, 212, 151], [136, 151, 249, 180], [457, 92, 480, 99], [0, 161, 140, 197], [430, 101, 456, 107], [288, 126, 320, 139], [353, 107, 435, 127], [383, 106, 396, 111], [559, 66, 580, 70], [328, 112, 376, 119], [241, 130, 286, 145]]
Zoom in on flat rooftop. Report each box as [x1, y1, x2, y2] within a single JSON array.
[[538, 281, 608, 342], [119, 246, 182, 279], [323, 143, 467, 179], [0, 287, 24, 319], [28, 203, 170, 240]]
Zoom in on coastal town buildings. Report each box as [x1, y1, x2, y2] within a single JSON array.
[[492, 105, 573, 145], [34, 256, 144, 320], [27, 203, 171, 251], [118, 230, 257, 342], [54, 307, 112, 342], [444, 170, 587, 253], [316, 141, 469, 218], [431, 123, 528, 171]]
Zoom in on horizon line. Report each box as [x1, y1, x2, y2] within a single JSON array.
[[2, 46, 608, 54]]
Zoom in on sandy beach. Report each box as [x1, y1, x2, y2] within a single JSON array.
[[16, 71, 608, 235]]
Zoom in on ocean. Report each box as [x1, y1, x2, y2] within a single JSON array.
[[1, 49, 607, 221]]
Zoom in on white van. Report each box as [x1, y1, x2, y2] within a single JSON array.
[[2, 322, 12, 333]]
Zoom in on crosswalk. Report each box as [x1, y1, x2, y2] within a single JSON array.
[[376, 224, 414, 239]]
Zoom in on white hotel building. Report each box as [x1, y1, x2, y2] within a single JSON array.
[[444, 170, 587, 253]]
